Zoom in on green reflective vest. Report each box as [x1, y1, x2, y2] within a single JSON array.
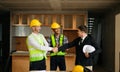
[[26, 34, 47, 62], [50, 34, 66, 56]]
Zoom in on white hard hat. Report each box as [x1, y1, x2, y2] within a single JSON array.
[[83, 45, 95, 53]]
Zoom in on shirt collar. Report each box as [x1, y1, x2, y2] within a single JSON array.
[[82, 34, 87, 41], [32, 32, 40, 36]]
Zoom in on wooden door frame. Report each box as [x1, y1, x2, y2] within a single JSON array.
[[115, 13, 120, 72]]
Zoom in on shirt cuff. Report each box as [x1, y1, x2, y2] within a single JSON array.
[[49, 47, 53, 51]]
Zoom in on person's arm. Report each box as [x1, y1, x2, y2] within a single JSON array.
[[42, 35, 49, 47], [88, 37, 101, 57], [58, 38, 78, 51], [27, 36, 53, 51], [90, 40, 101, 55], [83, 35, 101, 58]]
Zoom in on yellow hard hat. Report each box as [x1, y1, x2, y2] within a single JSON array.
[[51, 22, 60, 29], [30, 19, 42, 27], [72, 65, 84, 72]]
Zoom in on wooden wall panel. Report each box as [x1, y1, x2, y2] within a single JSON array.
[[63, 30, 78, 53], [14, 37, 28, 51]]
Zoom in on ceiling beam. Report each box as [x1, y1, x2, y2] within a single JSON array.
[[1, 0, 119, 4], [0, 0, 47, 3], [49, 0, 61, 11], [12, 10, 88, 14], [62, 0, 120, 3]]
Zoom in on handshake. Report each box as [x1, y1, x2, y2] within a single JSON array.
[[52, 47, 59, 53]]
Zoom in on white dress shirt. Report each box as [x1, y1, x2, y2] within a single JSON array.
[[82, 34, 87, 42]]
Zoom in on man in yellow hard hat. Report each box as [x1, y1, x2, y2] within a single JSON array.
[[47, 22, 68, 71], [26, 19, 56, 72]]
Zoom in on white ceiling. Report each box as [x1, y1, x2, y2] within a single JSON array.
[[0, 0, 120, 13]]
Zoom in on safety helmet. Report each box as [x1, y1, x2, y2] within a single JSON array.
[[30, 19, 42, 27], [83, 45, 95, 53], [51, 22, 60, 29], [72, 65, 84, 72]]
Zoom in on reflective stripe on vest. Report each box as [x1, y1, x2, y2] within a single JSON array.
[[50, 34, 66, 56], [26, 34, 47, 62]]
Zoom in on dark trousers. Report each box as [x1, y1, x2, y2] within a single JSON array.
[[50, 56, 66, 71], [30, 58, 46, 71]]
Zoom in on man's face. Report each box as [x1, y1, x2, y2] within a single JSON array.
[[77, 29, 83, 37], [52, 28, 61, 34], [32, 26, 41, 33]]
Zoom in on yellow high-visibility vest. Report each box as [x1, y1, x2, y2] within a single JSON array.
[[50, 34, 66, 56], [26, 34, 47, 62]]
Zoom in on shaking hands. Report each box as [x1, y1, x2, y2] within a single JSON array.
[[52, 47, 58, 53]]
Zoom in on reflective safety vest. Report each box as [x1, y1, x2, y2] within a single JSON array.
[[26, 34, 47, 62], [50, 34, 66, 56]]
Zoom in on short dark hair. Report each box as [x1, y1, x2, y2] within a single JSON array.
[[78, 25, 88, 33]]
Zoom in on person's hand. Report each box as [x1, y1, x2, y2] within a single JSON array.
[[66, 49, 69, 51], [84, 52, 90, 58], [52, 47, 58, 53]]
